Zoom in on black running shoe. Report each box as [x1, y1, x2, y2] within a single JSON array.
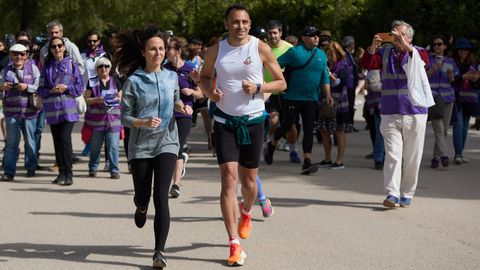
[[264, 141, 275, 165], [301, 159, 318, 175], [134, 207, 147, 228], [153, 250, 167, 269]]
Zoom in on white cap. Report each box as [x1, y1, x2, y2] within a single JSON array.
[[9, 44, 28, 52]]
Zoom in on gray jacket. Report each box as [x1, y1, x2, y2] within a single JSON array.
[[121, 68, 180, 160]]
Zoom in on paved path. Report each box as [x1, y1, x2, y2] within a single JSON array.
[[1, 103, 479, 269]]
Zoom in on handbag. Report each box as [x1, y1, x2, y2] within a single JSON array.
[[28, 93, 42, 110], [318, 99, 336, 119], [427, 95, 445, 120], [76, 94, 87, 114]]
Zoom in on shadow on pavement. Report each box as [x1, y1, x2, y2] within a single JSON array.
[[11, 187, 134, 196], [0, 242, 227, 268], [29, 211, 224, 223]]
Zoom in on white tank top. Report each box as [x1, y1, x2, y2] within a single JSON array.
[[214, 36, 264, 118]]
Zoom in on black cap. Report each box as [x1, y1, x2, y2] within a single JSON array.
[[302, 26, 319, 36]]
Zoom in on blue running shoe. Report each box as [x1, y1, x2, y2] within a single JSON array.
[[400, 197, 411, 207], [383, 195, 400, 208], [289, 151, 301, 163]]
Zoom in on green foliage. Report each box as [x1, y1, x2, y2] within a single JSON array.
[[0, 0, 478, 52]]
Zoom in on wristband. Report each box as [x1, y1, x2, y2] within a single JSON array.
[[255, 83, 261, 95]]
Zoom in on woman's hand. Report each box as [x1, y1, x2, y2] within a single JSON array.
[[50, 84, 68, 94], [210, 88, 223, 103], [179, 105, 193, 116], [181, 88, 195, 96], [145, 117, 162, 128]]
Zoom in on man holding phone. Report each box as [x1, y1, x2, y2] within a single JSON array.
[[360, 20, 429, 208]]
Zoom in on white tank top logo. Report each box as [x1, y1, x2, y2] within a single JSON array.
[[214, 37, 264, 117], [243, 56, 252, 65]]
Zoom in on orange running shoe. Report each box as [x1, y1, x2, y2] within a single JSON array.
[[227, 243, 247, 266], [238, 208, 252, 239]]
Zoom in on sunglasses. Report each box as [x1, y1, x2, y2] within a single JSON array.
[[306, 33, 319, 37], [87, 40, 98, 44], [433, 42, 444, 47], [97, 65, 111, 69], [11, 52, 27, 57], [50, 44, 64, 49]]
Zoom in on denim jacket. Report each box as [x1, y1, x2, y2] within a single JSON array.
[[121, 68, 180, 160]]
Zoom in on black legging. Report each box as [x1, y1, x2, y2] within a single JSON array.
[[274, 100, 317, 154], [131, 153, 177, 251], [176, 117, 192, 158], [50, 122, 75, 178]]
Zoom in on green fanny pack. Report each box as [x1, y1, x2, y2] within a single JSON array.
[[214, 108, 266, 145]]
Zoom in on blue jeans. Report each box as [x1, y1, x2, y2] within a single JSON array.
[[373, 113, 385, 162], [88, 130, 119, 174], [452, 105, 470, 157], [35, 110, 45, 157], [4, 117, 38, 176]]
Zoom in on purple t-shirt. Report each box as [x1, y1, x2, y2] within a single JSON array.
[[164, 61, 196, 118]]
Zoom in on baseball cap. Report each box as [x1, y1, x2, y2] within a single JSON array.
[[9, 43, 28, 52], [302, 26, 319, 36]]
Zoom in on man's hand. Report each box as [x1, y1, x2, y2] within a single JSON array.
[[391, 28, 412, 52], [241, 80, 257, 95], [326, 94, 334, 106], [15, 83, 28, 91], [368, 34, 382, 54], [189, 69, 200, 84], [1, 82, 14, 91]]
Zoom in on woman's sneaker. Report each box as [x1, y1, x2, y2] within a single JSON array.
[[170, 184, 180, 198], [329, 162, 345, 170], [259, 198, 274, 217], [152, 250, 167, 269]]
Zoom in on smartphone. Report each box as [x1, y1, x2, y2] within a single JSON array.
[[376, 32, 395, 43]]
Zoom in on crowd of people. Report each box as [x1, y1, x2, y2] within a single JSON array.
[[0, 3, 479, 268]]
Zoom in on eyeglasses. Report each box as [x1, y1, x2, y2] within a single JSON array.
[[87, 40, 98, 44], [50, 44, 63, 49], [97, 65, 111, 69], [11, 52, 27, 57], [433, 42, 444, 47]]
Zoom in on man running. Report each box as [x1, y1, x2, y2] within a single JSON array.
[[199, 4, 286, 266]]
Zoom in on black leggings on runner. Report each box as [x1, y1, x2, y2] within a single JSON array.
[[274, 100, 317, 154], [131, 153, 177, 251], [176, 117, 192, 158]]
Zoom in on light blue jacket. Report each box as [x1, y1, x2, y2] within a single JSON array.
[[121, 68, 180, 160]]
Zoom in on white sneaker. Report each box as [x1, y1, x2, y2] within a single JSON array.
[[181, 152, 189, 178]]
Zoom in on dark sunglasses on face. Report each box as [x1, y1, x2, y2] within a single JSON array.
[[11, 52, 27, 57], [306, 34, 319, 37], [433, 42, 444, 47], [50, 44, 63, 49], [97, 65, 110, 69], [87, 40, 98, 44]]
